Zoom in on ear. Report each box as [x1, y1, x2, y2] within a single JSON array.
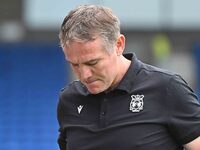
[[115, 34, 125, 56]]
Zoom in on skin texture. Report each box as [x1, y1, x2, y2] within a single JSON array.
[[62, 35, 131, 94], [184, 136, 200, 150]]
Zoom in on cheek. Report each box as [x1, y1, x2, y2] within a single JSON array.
[[96, 63, 114, 80]]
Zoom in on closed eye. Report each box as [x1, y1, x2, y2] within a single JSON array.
[[85, 60, 99, 66], [68, 59, 100, 67], [70, 63, 79, 67]]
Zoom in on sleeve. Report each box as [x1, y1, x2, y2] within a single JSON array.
[[166, 75, 200, 145], [58, 131, 67, 150], [57, 97, 67, 150]]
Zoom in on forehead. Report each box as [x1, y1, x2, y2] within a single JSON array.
[[63, 38, 109, 63]]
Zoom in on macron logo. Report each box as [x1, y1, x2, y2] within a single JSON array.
[[77, 105, 83, 114]]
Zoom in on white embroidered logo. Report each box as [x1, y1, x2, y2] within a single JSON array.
[[130, 95, 144, 112], [77, 105, 83, 114]]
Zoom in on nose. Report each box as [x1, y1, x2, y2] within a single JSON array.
[[79, 65, 92, 81]]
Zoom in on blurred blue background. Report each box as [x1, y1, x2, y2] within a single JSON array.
[[0, 0, 200, 150], [0, 43, 67, 149]]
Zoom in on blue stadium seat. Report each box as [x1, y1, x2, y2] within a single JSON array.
[[0, 43, 69, 150]]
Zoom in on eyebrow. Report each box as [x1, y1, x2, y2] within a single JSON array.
[[67, 58, 101, 65]]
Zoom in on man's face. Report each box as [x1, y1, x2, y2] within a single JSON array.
[[63, 37, 120, 94]]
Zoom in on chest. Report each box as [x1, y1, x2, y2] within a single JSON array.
[[63, 91, 181, 150]]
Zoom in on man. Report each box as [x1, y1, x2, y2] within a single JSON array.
[[57, 5, 200, 150]]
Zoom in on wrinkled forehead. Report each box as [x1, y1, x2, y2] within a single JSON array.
[[63, 37, 109, 63]]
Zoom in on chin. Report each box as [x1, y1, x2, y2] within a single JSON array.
[[86, 81, 109, 94], [88, 87, 106, 94], [88, 89, 102, 94]]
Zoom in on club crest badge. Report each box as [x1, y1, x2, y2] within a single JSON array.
[[130, 95, 144, 112]]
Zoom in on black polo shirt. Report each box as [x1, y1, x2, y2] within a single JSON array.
[[57, 53, 200, 150]]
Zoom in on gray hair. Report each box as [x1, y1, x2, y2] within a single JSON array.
[[59, 5, 120, 50]]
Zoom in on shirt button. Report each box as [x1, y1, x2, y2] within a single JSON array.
[[101, 111, 105, 115]]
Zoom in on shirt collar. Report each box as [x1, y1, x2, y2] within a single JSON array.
[[81, 53, 142, 95], [115, 53, 142, 93]]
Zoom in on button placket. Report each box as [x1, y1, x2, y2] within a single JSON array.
[[99, 97, 107, 128]]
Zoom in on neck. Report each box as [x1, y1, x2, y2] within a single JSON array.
[[107, 55, 131, 92], [117, 55, 131, 83]]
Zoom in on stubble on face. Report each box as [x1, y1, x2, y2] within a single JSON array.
[[63, 38, 120, 94]]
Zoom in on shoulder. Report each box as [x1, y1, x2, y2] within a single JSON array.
[[60, 80, 82, 94], [136, 62, 179, 88], [57, 80, 88, 115], [59, 80, 88, 101], [140, 62, 176, 79]]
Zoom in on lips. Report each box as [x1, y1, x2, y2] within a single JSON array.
[[85, 80, 97, 85], [85, 78, 98, 84], [84, 79, 101, 88]]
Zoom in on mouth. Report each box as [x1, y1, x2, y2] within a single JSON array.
[[85, 80, 97, 85], [84, 79, 100, 86]]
